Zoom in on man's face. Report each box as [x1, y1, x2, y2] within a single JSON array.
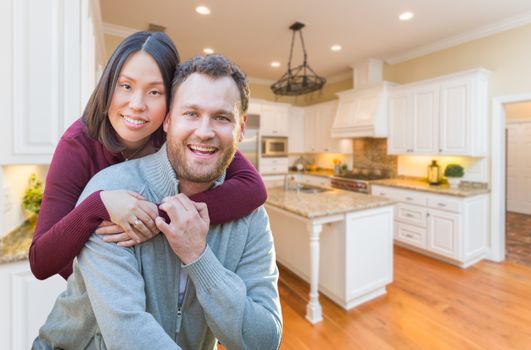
[[164, 73, 245, 183]]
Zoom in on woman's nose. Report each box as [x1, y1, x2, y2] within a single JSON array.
[[129, 91, 146, 111]]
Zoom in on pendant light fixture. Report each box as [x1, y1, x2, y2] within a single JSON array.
[[271, 22, 326, 96]]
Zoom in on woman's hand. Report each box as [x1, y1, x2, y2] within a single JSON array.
[[99, 190, 160, 246]]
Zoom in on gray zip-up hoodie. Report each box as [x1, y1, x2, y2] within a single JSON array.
[[33, 144, 282, 350]]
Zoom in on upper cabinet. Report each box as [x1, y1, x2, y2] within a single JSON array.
[[0, 0, 105, 165], [303, 101, 352, 154], [259, 102, 290, 136], [388, 69, 489, 156], [332, 82, 394, 138]]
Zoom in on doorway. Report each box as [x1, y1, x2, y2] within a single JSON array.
[[505, 101, 531, 266]]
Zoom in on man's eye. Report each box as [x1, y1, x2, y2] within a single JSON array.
[[215, 115, 230, 122], [184, 111, 197, 117]]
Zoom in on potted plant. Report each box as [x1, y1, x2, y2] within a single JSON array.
[[22, 173, 43, 220], [444, 164, 464, 188]]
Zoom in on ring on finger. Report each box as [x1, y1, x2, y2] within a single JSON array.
[[132, 218, 141, 226]]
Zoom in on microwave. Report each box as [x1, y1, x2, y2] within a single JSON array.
[[261, 136, 288, 157]]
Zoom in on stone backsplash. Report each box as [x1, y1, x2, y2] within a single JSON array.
[[352, 138, 397, 176]]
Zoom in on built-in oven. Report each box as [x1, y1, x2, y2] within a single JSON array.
[[261, 136, 288, 157]]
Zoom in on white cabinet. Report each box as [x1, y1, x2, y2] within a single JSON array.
[[261, 174, 285, 189], [1, 0, 104, 165], [372, 185, 488, 268], [260, 103, 289, 136], [388, 69, 489, 156], [303, 101, 352, 154], [259, 157, 289, 175], [0, 260, 66, 350], [298, 174, 332, 188], [287, 107, 305, 153]]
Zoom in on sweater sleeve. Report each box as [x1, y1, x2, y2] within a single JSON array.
[[183, 207, 282, 350], [29, 135, 111, 280], [189, 150, 267, 225]]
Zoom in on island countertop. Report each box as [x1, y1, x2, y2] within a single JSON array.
[[0, 218, 35, 265], [266, 186, 395, 219]]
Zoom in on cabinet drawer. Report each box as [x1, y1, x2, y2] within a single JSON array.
[[260, 158, 288, 174], [371, 185, 403, 201], [396, 203, 427, 227], [427, 195, 461, 213], [398, 191, 427, 206], [300, 175, 331, 188], [395, 222, 427, 249]]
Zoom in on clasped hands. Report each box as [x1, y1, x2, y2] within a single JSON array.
[[99, 190, 209, 263]]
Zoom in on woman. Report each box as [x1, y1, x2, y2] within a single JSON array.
[[29, 31, 267, 280]]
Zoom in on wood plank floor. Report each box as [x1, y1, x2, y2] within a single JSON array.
[[276, 246, 531, 350], [506, 211, 531, 266]]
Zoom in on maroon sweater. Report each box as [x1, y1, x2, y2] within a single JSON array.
[[29, 119, 267, 280]]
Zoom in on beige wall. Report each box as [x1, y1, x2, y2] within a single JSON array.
[[505, 101, 531, 122], [104, 33, 123, 61], [383, 23, 531, 98]]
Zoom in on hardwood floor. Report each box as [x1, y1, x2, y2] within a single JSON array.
[[277, 246, 531, 350], [506, 211, 531, 266]]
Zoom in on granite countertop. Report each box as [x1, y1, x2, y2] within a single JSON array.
[[0, 217, 35, 264], [371, 178, 490, 197], [266, 186, 394, 219]]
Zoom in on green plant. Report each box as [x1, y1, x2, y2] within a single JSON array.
[[444, 164, 464, 178], [22, 173, 43, 214]]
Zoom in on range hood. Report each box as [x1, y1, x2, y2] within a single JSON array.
[[332, 59, 395, 138]]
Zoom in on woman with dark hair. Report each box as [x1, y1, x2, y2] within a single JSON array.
[[29, 31, 267, 280]]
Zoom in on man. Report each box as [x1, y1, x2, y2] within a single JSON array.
[[33, 55, 282, 350]]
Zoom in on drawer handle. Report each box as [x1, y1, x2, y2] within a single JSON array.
[[379, 193, 385, 196], [405, 213, 414, 218], [406, 197, 413, 201], [437, 203, 446, 207], [405, 233, 414, 238]]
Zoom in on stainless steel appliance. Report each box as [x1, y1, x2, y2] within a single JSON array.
[[261, 136, 288, 157], [238, 114, 259, 169], [331, 168, 392, 194]]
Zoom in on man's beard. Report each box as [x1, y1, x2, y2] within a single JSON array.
[[167, 139, 238, 183]]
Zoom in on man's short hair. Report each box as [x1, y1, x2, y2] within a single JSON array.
[[171, 54, 250, 117]]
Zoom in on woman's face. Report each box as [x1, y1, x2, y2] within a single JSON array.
[[107, 51, 167, 150]]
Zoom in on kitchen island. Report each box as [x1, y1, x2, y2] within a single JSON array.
[[265, 186, 395, 324]]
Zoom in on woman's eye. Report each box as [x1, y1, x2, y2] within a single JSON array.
[[120, 83, 131, 90], [149, 90, 162, 96]]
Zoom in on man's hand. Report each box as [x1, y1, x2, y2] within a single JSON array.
[[155, 193, 210, 264]]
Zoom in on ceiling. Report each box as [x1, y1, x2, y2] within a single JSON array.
[[101, 0, 531, 82]]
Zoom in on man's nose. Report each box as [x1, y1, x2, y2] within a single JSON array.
[[195, 116, 215, 139], [129, 91, 146, 111]]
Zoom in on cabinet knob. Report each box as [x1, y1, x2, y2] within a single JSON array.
[[426, 213, 430, 217], [439, 149, 443, 152], [438, 203, 446, 207], [405, 213, 414, 218], [406, 197, 413, 201]]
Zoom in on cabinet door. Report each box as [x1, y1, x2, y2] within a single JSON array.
[[439, 77, 471, 155], [288, 107, 305, 153], [427, 209, 460, 259], [388, 91, 411, 154], [260, 104, 289, 136], [0, 261, 66, 350], [332, 92, 358, 129], [412, 85, 439, 154], [303, 107, 317, 153], [317, 101, 352, 154]]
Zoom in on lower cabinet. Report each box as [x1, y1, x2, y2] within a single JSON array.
[[372, 185, 488, 268], [0, 260, 66, 350]]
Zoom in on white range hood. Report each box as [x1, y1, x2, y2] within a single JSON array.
[[332, 59, 395, 138]]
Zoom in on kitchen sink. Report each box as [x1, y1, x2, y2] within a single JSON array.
[[298, 186, 330, 194]]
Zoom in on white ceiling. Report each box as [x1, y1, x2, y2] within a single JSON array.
[[101, 0, 531, 82]]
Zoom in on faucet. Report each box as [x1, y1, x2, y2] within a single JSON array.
[[284, 174, 298, 192]]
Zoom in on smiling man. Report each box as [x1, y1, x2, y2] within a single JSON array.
[[33, 55, 282, 350]]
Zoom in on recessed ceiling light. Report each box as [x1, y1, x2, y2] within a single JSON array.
[[271, 61, 281, 68], [399, 12, 414, 21], [331, 45, 342, 51], [196, 6, 211, 15], [203, 48, 214, 54]]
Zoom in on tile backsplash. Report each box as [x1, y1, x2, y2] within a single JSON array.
[[352, 138, 397, 176]]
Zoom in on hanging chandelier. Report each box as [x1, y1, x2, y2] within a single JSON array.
[[271, 22, 326, 96]]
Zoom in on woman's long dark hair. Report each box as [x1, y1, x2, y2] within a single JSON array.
[[82, 31, 180, 152]]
